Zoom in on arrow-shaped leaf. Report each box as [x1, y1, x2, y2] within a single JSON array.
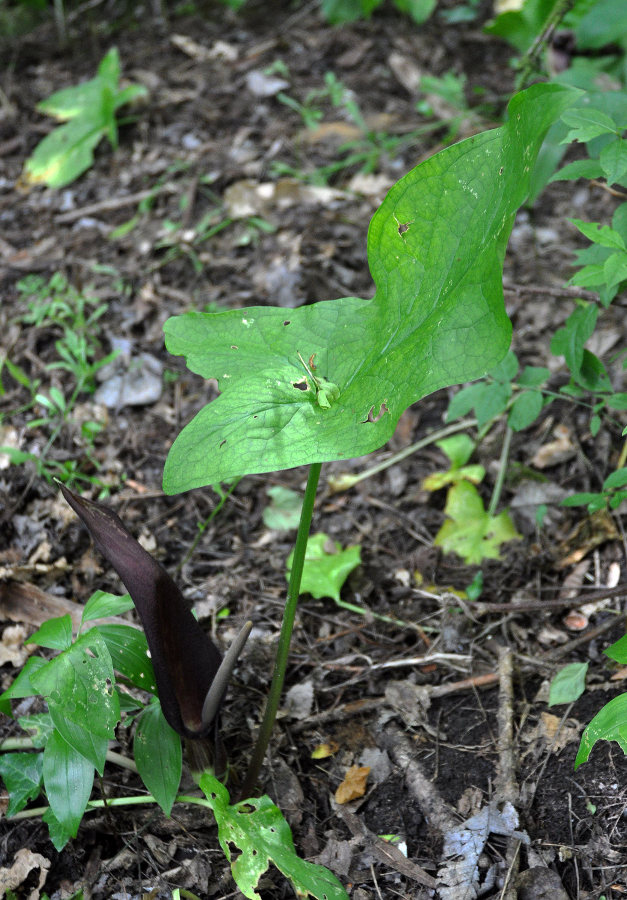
[[163, 83, 580, 492]]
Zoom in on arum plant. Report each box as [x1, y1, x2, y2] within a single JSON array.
[[161, 82, 582, 797], [57, 483, 252, 774]]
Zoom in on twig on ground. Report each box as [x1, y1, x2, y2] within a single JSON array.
[[334, 805, 437, 888], [379, 725, 457, 835], [495, 647, 520, 900], [290, 671, 500, 733], [54, 184, 178, 224]]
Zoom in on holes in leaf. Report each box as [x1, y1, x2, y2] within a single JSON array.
[[220, 439, 227, 448], [283, 320, 290, 326], [230, 345, 238, 350], [292, 379, 309, 392]]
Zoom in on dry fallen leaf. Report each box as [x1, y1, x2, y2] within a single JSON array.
[[335, 765, 370, 804], [0, 848, 50, 900], [532, 424, 576, 469]]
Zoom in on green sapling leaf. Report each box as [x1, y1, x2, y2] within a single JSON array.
[[287, 533, 361, 601], [163, 83, 581, 491], [199, 772, 348, 900], [548, 662, 588, 706], [0, 656, 49, 701], [134, 697, 182, 816]]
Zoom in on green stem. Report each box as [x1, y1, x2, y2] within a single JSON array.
[[515, 0, 578, 89], [237, 462, 322, 800], [488, 425, 513, 517], [175, 478, 241, 573], [329, 418, 477, 492], [8, 792, 214, 821]]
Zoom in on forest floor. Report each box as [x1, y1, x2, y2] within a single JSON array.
[[1, 1, 627, 898]]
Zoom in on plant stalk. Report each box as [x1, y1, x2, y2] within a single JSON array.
[[238, 462, 322, 799], [488, 425, 513, 517]]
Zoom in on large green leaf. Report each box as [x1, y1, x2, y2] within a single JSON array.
[[163, 83, 579, 492]]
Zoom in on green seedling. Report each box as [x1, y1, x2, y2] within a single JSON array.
[[0, 272, 117, 487], [22, 47, 147, 188], [422, 436, 521, 564], [276, 70, 445, 185], [575, 633, 627, 768]]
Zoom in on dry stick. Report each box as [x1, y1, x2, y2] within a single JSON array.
[[54, 184, 178, 224], [469, 581, 627, 616], [290, 671, 499, 733], [495, 647, 520, 900], [380, 725, 457, 836], [540, 611, 625, 662], [334, 805, 437, 889], [502, 280, 600, 302]]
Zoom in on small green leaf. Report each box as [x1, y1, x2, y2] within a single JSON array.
[[550, 158, 604, 182], [0, 752, 43, 816], [603, 251, 627, 289], [27, 614, 73, 650], [489, 349, 518, 383], [0, 656, 49, 702], [287, 533, 361, 601], [433, 481, 521, 564], [570, 218, 626, 250], [446, 382, 486, 421], [81, 590, 134, 624], [603, 468, 627, 490], [548, 662, 588, 706], [436, 433, 475, 469], [517, 366, 550, 387], [474, 381, 511, 427], [600, 138, 627, 185], [561, 491, 605, 507], [199, 773, 348, 900], [575, 694, 627, 769], [134, 698, 182, 816], [560, 107, 618, 143], [262, 486, 303, 531], [508, 390, 543, 431], [42, 729, 94, 838]]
